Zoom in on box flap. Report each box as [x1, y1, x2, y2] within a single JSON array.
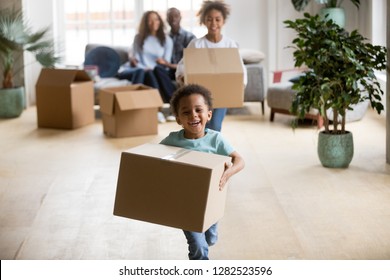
[[184, 48, 243, 75], [99, 85, 163, 113], [36, 68, 92, 87], [126, 143, 231, 168], [74, 70, 93, 81], [99, 85, 163, 115], [116, 90, 163, 111], [99, 89, 116, 115]]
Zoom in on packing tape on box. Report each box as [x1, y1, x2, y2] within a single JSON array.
[[208, 49, 217, 66], [162, 149, 191, 161]]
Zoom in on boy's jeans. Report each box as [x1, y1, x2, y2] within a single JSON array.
[[183, 223, 218, 260]]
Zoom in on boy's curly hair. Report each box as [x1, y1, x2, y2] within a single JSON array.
[[170, 84, 213, 116], [197, 0, 231, 25]]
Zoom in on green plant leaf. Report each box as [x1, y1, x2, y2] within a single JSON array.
[[0, 8, 61, 88], [284, 13, 387, 132]]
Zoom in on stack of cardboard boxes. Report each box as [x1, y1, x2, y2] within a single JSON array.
[[113, 48, 245, 231], [36, 48, 245, 232]]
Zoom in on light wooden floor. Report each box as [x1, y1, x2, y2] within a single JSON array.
[[1, 103, 390, 260]]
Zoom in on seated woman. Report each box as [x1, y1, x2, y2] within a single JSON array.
[[118, 11, 176, 108]]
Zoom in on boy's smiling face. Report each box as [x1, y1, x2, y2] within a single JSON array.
[[176, 93, 212, 139]]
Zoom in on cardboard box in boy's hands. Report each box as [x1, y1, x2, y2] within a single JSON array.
[[113, 143, 232, 232], [183, 48, 244, 108]]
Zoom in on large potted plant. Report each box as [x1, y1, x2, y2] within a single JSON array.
[[291, 0, 360, 27], [0, 7, 59, 118], [284, 13, 387, 168]]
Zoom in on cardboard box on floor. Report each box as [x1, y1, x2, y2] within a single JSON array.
[[113, 143, 231, 233], [183, 48, 245, 108], [36, 68, 95, 129], [99, 85, 163, 138]]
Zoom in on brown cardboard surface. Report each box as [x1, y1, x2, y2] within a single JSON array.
[[184, 48, 245, 108], [113, 143, 231, 232], [99, 85, 163, 137], [35, 68, 95, 129]]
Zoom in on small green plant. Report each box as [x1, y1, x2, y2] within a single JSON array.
[[284, 13, 387, 134], [0, 8, 59, 89], [291, 0, 360, 12]]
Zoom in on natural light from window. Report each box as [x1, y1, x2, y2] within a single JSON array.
[[60, 0, 205, 65]]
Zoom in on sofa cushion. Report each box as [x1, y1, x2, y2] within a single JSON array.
[[84, 46, 121, 78], [85, 44, 130, 65], [239, 49, 265, 64]]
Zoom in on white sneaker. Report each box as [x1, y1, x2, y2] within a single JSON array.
[[157, 112, 166, 123], [166, 114, 176, 122]]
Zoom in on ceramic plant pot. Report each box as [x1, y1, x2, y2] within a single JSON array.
[[319, 8, 346, 28], [317, 130, 354, 168], [0, 87, 25, 118]]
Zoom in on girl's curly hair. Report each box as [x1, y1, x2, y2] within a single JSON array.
[[197, 0, 231, 25]]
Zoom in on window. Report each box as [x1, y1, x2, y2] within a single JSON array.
[[57, 0, 204, 65], [371, 0, 386, 83], [371, 0, 386, 48]]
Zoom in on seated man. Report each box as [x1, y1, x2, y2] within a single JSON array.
[[165, 7, 196, 80]]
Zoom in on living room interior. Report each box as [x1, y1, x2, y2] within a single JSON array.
[[1, 0, 390, 260]]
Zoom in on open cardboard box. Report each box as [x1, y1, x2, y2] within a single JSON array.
[[113, 143, 232, 232], [184, 48, 245, 108], [36, 68, 95, 129], [99, 85, 163, 138]]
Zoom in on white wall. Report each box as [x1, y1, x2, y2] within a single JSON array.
[[224, 0, 266, 51], [223, 0, 270, 85], [387, 0, 390, 164], [22, 0, 55, 105]]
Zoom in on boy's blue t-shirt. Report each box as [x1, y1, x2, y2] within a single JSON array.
[[160, 128, 235, 156]]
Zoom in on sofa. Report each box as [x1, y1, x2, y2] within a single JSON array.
[[84, 44, 266, 113], [266, 69, 369, 127]]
